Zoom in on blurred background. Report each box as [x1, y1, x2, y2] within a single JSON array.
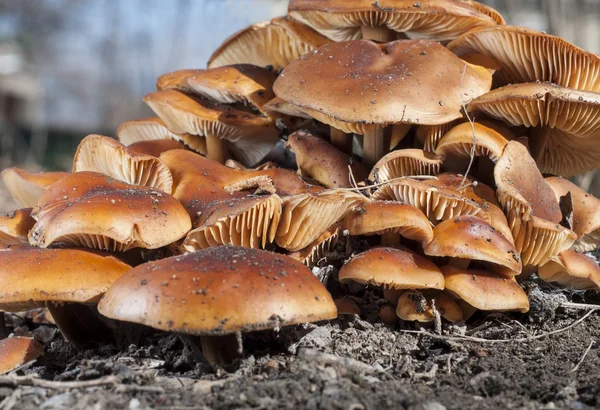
[[1, 0, 599, 212]]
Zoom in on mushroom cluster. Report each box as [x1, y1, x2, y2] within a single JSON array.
[[2, 0, 600, 369]]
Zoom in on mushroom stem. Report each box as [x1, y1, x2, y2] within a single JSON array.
[[360, 26, 396, 42], [362, 126, 390, 169], [0, 313, 8, 340], [48, 303, 114, 350], [200, 333, 243, 366], [381, 233, 400, 246], [206, 135, 229, 164], [330, 127, 353, 154], [390, 124, 411, 149]]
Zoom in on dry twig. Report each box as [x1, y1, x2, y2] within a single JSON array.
[[458, 63, 477, 190], [571, 340, 595, 372]]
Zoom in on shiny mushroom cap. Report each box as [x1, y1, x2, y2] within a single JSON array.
[[0, 208, 35, 248], [72, 134, 173, 193], [1, 168, 69, 208], [538, 250, 600, 290], [208, 17, 330, 70], [0, 337, 44, 375], [338, 246, 444, 290], [442, 266, 530, 312], [98, 247, 337, 335], [369, 149, 442, 183], [435, 121, 510, 162], [396, 290, 463, 323]]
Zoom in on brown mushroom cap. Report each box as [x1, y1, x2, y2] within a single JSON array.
[[338, 246, 444, 290], [0, 208, 35, 248], [208, 17, 330, 70], [468, 82, 600, 176], [288, 0, 497, 42], [289, 224, 341, 268], [435, 121, 509, 162], [424, 215, 522, 276], [287, 130, 367, 188], [538, 250, 600, 290], [418, 121, 460, 152], [442, 266, 530, 312], [97, 247, 337, 335], [127, 139, 189, 158], [396, 290, 463, 323], [0, 337, 44, 375], [448, 26, 600, 91], [1, 168, 69, 208], [545, 177, 600, 252], [0, 246, 130, 311], [369, 149, 442, 183], [343, 201, 433, 247], [72, 135, 173, 193], [29, 172, 192, 252], [334, 298, 361, 316], [156, 69, 203, 92]]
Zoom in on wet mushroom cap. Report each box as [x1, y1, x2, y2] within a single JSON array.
[[0, 208, 35, 248], [1, 168, 69, 208], [538, 249, 600, 290], [0, 337, 44, 375], [97, 246, 337, 335], [338, 246, 444, 290]]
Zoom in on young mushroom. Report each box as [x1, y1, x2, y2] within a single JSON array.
[[537, 250, 600, 290], [97, 246, 337, 366], [396, 290, 463, 323], [0, 337, 44, 375], [0, 208, 35, 248]]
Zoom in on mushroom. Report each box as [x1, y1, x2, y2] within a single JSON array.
[[0, 246, 131, 348], [288, 0, 498, 42], [144, 89, 278, 166], [435, 121, 510, 163], [29, 172, 192, 252], [418, 121, 460, 152], [448, 26, 600, 91], [538, 250, 600, 290], [424, 215, 522, 276], [289, 224, 342, 268], [545, 176, 600, 252], [156, 69, 203, 92], [369, 149, 442, 184], [0, 337, 44, 375], [72, 135, 173, 193], [1, 168, 69, 208], [127, 139, 189, 158], [441, 265, 530, 312], [396, 290, 463, 323], [468, 82, 600, 176], [334, 298, 361, 316], [0, 208, 35, 248], [286, 130, 367, 188], [494, 141, 577, 266], [97, 246, 337, 366], [273, 39, 492, 167], [208, 17, 330, 70]]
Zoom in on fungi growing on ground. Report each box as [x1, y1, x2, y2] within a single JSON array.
[[396, 290, 463, 323], [0, 337, 44, 375]]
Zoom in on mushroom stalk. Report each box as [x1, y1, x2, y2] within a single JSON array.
[[360, 26, 395, 42], [200, 334, 243, 366], [0, 314, 7, 340], [330, 127, 353, 154], [380, 233, 400, 246], [206, 134, 229, 164], [48, 303, 114, 350], [390, 124, 411, 149], [363, 126, 390, 169]]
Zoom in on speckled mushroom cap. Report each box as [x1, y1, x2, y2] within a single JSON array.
[[369, 149, 442, 183], [72, 135, 173, 193], [0, 246, 131, 311], [441, 266, 529, 312], [29, 172, 191, 252], [1, 168, 69, 208], [289, 224, 341, 268], [0, 337, 44, 375], [448, 26, 600, 91], [286, 130, 367, 188], [144, 89, 278, 166], [288, 0, 498, 42], [396, 290, 463, 323], [208, 17, 330, 70], [545, 177, 600, 252], [494, 141, 577, 266], [97, 246, 337, 335], [538, 250, 600, 290], [468, 82, 600, 176], [435, 121, 510, 162], [0, 208, 35, 248], [338, 246, 444, 290], [424, 215, 522, 276], [343, 201, 433, 247]]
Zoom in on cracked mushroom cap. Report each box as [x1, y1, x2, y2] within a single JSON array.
[[0, 337, 44, 375], [435, 121, 510, 162], [448, 26, 600, 91], [287, 130, 367, 188], [72, 135, 173, 193], [144, 89, 278, 166], [0, 208, 35, 248], [274, 39, 492, 130], [545, 177, 600, 252], [29, 172, 192, 252], [208, 17, 330, 70], [442, 266, 530, 312], [288, 0, 498, 42], [343, 201, 433, 247], [369, 149, 442, 183], [1, 168, 69, 208], [424, 216, 522, 276], [538, 250, 600, 290], [0, 246, 130, 311], [396, 290, 463, 323], [469, 83, 600, 176], [338, 246, 444, 290], [289, 224, 341, 268], [98, 247, 337, 335], [494, 141, 577, 266]]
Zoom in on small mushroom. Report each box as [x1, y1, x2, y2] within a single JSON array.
[[369, 149, 442, 184], [396, 290, 463, 323], [1, 168, 68, 208], [0, 337, 44, 375], [335, 298, 361, 316], [0, 208, 35, 248], [538, 250, 600, 290]]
